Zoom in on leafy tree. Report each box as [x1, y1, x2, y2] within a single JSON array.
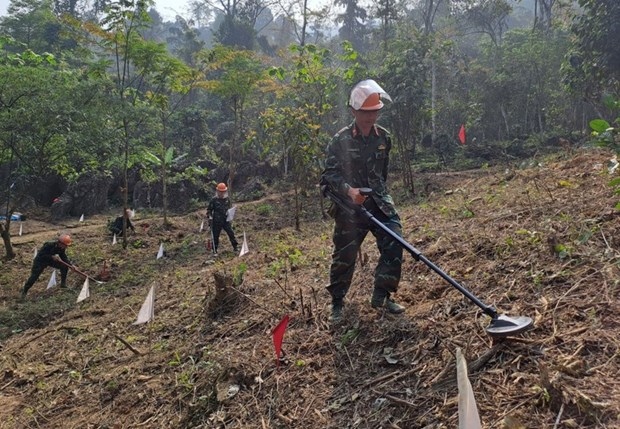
[[196, 44, 267, 194], [334, 0, 367, 52], [0, 43, 115, 257], [1, 0, 59, 53], [380, 28, 432, 190], [256, 105, 322, 229], [372, 0, 399, 50], [81, 0, 180, 243], [142, 53, 202, 225], [463, 0, 512, 48], [261, 43, 337, 228], [565, 0, 620, 113], [166, 16, 205, 66]]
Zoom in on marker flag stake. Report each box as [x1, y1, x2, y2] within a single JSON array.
[[79, 214, 84, 222], [271, 314, 290, 367], [19, 222, 23, 236], [77, 278, 90, 303], [456, 348, 482, 429], [33, 248, 37, 259], [239, 232, 249, 257], [112, 234, 117, 245], [46, 270, 57, 289], [134, 285, 156, 325], [156, 243, 164, 259], [200, 220, 204, 232]]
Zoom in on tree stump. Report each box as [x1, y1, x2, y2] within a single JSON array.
[[206, 271, 239, 319]]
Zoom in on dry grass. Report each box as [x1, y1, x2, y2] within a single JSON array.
[[0, 148, 618, 428]]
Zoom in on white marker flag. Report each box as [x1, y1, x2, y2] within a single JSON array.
[[19, 222, 23, 236], [47, 270, 57, 289], [456, 348, 482, 429], [239, 231, 249, 257], [79, 214, 84, 222], [156, 243, 164, 259], [112, 234, 117, 245], [200, 220, 204, 232], [77, 278, 90, 303], [134, 285, 156, 325], [226, 206, 237, 222]]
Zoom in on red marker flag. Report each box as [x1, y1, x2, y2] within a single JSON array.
[[272, 314, 290, 366], [458, 124, 466, 145]]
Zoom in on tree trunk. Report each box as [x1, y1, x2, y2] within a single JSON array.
[[0, 223, 15, 260], [162, 115, 169, 227]]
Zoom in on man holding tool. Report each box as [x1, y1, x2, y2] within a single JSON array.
[[206, 183, 238, 254], [21, 233, 75, 299], [320, 79, 405, 323]]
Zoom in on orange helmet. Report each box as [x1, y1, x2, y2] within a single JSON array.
[[58, 234, 72, 246], [359, 93, 383, 111], [216, 183, 228, 192]]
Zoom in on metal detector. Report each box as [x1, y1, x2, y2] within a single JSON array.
[[323, 186, 533, 338], [207, 219, 217, 256]]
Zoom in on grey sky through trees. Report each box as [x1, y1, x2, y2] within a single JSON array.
[[0, 0, 332, 21]]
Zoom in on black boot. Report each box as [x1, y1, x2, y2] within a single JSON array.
[[329, 299, 344, 323], [371, 288, 405, 314]]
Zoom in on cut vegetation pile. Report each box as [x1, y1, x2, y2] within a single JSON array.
[[0, 149, 618, 428]]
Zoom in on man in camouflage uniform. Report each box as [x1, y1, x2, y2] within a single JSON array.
[[207, 183, 239, 254], [321, 79, 405, 323], [21, 234, 74, 299]]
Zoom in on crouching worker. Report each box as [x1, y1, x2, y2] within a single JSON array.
[[109, 209, 135, 237], [21, 234, 74, 299]]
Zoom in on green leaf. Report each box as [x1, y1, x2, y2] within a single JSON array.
[[589, 119, 610, 132], [143, 151, 162, 165]]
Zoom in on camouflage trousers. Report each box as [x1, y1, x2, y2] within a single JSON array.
[[212, 221, 238, 251], [326, 211, 403, 301]]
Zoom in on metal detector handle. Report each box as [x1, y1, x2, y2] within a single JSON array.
[[321, 185, 358, 217]]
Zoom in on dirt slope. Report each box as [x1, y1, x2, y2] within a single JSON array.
[[0, 149, 618, 429]]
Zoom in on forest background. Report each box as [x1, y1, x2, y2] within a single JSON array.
[[0, 0, 618, 258]]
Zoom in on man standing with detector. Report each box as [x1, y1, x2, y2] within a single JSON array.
[[21, 233, 75, 299], [321, 79, 405, 323], [206, 183, 239, 254]]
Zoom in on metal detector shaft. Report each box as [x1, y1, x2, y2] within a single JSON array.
[[324, 187, 499, 319]]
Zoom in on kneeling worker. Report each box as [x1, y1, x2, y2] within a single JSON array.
[[109, 208, 135, 237], [21, 234, 74, 299]]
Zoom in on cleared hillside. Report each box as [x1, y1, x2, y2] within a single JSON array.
[[0, 149, 618, 428]]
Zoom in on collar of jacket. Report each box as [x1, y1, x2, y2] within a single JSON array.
[[351, 123, 380, 138]]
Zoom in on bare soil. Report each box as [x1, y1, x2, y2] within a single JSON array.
[[0, 149, 618, 429]]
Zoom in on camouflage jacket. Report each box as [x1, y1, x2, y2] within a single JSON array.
[[321, 122, 398, 218], [207, 197, 231, 224]]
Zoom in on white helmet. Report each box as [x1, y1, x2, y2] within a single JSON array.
[[348, 79, 392, 110]]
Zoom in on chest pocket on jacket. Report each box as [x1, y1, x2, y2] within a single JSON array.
[[374, 149, 387, 160]]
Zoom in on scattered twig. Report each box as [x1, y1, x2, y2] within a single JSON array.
[[552, 403, 565, 429], [230, 285, 279, 318], [112, 333, 142, 356], [372, 389, 417, 409]]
